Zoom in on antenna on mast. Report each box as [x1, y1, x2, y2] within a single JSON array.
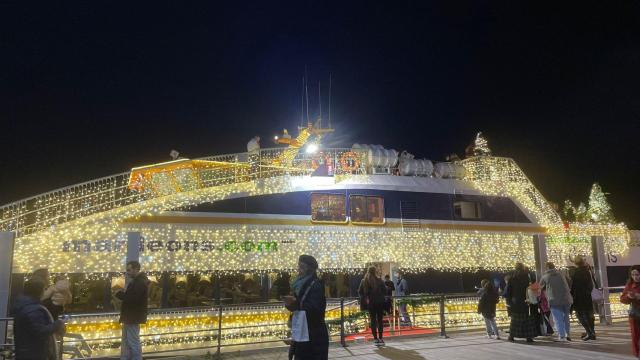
[[305, 66, 310, 125], [318, 81, 322, 129], [328, 74, 332, 129], [300, 76, 304, 129]]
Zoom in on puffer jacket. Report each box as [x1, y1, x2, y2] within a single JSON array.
[[12, 295, 63, 360]]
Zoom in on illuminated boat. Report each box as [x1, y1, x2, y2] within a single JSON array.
[[0, 124, 630, 356]]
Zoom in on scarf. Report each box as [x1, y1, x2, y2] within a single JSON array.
[[292, 274, 313, 297]]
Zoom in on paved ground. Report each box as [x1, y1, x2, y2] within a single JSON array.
[[204, 321, 637, 360]]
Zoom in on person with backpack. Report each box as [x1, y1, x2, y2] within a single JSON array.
[[362, 267, 386, 346], [477, 279, 500, 339], [539, 262, 573, 342]]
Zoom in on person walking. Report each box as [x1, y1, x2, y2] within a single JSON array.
[[362, 267, 386, 346], [12, 279, 65, 360], [477, 279, 500, 339], [283, 255, 329, 360], [505, 262, 537, 342], [383, 274, 395, 315], [115, 260, 149, 360], [395, 272, 410, 326], [41, 275, 72, 320], [621, 265, 640, 359], [571, 256, 596, 341], [539, 262, 573, 342]]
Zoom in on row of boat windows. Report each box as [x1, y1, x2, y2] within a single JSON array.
[[310, 193, 483, 224]]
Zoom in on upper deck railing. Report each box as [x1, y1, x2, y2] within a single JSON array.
[[0, 148, 367, 238]]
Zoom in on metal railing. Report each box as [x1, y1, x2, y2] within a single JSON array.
[[0, 317, 13, 360], [0, 148, 367, 238], [0, 291, 627, 359]]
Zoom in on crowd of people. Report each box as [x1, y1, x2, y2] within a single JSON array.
[[10, 255, 640, 360], [496, 257, 599, 344]]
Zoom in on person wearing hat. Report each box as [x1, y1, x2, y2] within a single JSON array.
[[283, 255, 329, 360]]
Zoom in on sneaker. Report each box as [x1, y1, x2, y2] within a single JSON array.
[[566, 337, 572, 342], [486, 334, 493, 339], [583, 335, 596, 341], [379, 339, 385, 346], [374, 339, 381, 346], [555, 337, 567, 342]]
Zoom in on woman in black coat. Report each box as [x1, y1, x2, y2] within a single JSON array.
[[504, 263, 537, 342], [284, 255, 329, 360], [571, 257, 596, 340]]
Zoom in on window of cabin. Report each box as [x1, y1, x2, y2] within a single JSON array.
[[454, 201, 482, 219], [349, 195, 385, 224], [311, 193, 347, 223]]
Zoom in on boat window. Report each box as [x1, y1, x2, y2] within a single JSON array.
[[454, 201, 482, 219], [350, 195, 385, 224], [311, 193, 347, 223]]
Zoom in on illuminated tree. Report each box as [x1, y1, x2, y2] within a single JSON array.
[[473, 132, 492, 156], [587, 182, 615, 224]]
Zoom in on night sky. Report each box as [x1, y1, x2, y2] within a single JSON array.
[[1, 2, 639, 227]]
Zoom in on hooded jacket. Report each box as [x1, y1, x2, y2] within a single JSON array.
[[12, 294, 63, 360], [539, 269, 573, 306], [116, 272, 149, 324]]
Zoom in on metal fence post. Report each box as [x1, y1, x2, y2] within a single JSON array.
[[439, 295, 448, 338], [216, 305, 223, 356], [411, 298, 416, 327], [340, 298, 346, 347]]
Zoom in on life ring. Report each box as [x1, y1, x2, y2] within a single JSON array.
[[339, 151, 360, 172]]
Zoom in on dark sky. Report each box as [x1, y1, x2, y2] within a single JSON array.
[[1, 1, 639, 227]]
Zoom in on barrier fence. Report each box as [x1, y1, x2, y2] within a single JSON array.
[[0, 289, 630, 359]]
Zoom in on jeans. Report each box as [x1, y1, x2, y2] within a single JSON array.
[[121, 324, 142, 360], [550, 304, 571, 339], [483, 316, 500, 336]]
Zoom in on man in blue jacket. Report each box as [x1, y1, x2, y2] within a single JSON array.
[[115, 260, 149, 360], [13, 279, 65, 360]]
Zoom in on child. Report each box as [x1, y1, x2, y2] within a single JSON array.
[[478, 279, 501, 339], [539, 289, 554, 336]]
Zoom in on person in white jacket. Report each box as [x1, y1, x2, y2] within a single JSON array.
[[42, 276, 72, 320]]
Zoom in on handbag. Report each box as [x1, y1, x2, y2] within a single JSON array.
[[291, 280, 316, 342], [590, 270, 604, 303]]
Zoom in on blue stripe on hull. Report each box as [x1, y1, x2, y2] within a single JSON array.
[[185, 190, 531, 223]]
